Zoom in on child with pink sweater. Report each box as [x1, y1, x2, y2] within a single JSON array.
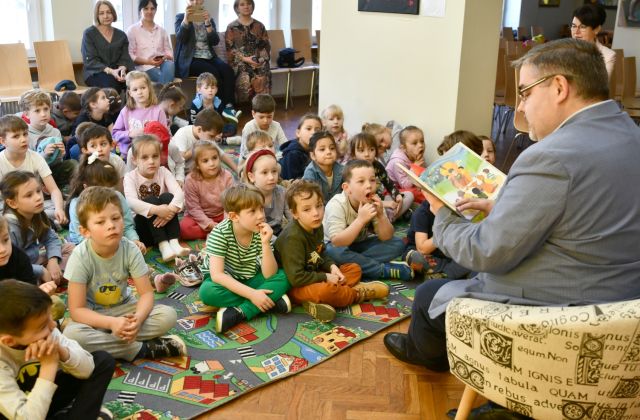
[[385, 126, 426, 203], [112, 71, 167, 157], [180, 141, 234, 240]]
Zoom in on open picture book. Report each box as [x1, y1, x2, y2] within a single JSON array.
[[396, 142, 507, 221]]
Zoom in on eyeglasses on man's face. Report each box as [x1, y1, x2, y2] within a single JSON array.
[[518, 74, 557, 103]]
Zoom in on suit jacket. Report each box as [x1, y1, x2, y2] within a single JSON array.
[[174, 13, 220, 78], [429, 100, 640, 317]]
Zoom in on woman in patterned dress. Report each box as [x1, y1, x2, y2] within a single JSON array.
[[224, 0, 271, 103]]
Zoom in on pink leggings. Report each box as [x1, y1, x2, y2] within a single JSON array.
[[179, 214, 224, 240]]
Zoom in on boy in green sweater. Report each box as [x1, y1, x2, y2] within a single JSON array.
[[275, 180, 389, 322]]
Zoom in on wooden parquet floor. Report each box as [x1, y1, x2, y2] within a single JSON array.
[[196, 318, 485, 420]]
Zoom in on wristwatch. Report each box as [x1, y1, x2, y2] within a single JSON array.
[[204, 22, 212, 28]]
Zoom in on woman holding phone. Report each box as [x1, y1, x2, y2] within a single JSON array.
[[127, 0, 175, 84], [174, 0, 240, 121], [81, 0, 135, 91]]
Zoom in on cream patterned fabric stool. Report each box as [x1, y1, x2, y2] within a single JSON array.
[[445, 298, 640, 419]]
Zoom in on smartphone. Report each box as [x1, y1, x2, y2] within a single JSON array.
[[191, 5, 205, 22]]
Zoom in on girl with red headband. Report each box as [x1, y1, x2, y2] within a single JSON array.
[[242, 149, 290, 238]]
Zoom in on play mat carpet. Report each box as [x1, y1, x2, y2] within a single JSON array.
[[94, 239, 419, 419]]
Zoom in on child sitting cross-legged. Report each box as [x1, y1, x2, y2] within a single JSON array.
[[324, 160, 413, 281], [275, 180, 388, 322], [63, 186, 186, 361], [199, 184, 292, 334], [124, 135, 190, 262], [303, 131, 344, 203], [0, 280, 115, 419], [1, 171, 75, 286], [180, 140, 234, 241]]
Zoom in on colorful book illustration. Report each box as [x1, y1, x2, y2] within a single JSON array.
[[396, 142, 506, 221]]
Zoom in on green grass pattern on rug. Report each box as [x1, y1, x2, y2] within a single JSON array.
[[97, 235, 418, 419]]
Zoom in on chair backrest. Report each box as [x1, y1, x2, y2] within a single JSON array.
[[504, 55, 518, 108], [622, 56, 637, 105], [505, 40, 520, 56], [494, 48, 506, 98], [446, 297, 640, 419], [170, 33, 177, 51], [33, 40, 79, 91], [502, 26, 514, 41], [517, 26, 530, 40], [291, 29, 313, 63], [316, 30, 320, 47], [530, 25, 543, 37], [0, 43, 33, 97], [267, 29, 286, 68], [614, 49, 624, 99], [513, 68, 528, 133]]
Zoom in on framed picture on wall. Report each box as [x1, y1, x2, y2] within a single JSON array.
[[358, 0, 421, 15], [539, 0, 561, 6]]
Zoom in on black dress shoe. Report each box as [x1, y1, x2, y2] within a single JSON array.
[[384, 332, 451, 371], [384, 332, 418, 365]]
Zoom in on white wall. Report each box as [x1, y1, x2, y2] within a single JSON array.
[[319, 0, 502, 160], [612, 1, 640, 86]]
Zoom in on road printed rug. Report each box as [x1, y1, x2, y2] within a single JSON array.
[[96, 236, 419, 420]]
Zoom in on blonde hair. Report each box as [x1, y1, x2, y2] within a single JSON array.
[[130, 134, 161, 158], [321, 104, 344, 121], [19, 89, 52, 112], [222, 184, 264, 214], [192, 141, 221, 179], [361, 122, 386, 138], [125, 71, 157, 109], [246, 130, 273, 153]]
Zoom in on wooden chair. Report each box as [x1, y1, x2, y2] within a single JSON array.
[[267, 29, 294, 109], [517, 26, 530, 40], [502, 27, 514, 41], [494, 47, 506, 104], [613, 49, 624, 101], [530, 25, 544, 37], [622, 56, 640, 110], [0, 43, 34, 104], [513, 68, 528, 134], [33, 40, 88, 95], [291, 28, 319, 107]]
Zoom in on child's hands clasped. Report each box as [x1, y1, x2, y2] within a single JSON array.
[[250, 289, 274, 312], [110, 315, 137, 342], [326, 264, 345, 285]]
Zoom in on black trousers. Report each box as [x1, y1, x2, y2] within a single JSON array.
[[406, 278, 453, 372], [189, 57, 236, 108], [47, 350, 115, 419], [134, 193, 181, 246], [85, 71, 126, 93]]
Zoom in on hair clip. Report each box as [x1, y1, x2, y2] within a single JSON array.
[[88, 151, 99, 165]]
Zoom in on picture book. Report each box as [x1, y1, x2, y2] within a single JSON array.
[[396, 142, 506, 221]]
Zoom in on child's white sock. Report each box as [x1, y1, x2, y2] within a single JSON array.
[[169, 238, 191, 257], [158, 241, 176, 262]]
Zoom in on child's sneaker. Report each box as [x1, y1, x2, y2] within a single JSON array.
[[272, 294, 292, 314], [216, 307, 245, 333], [226, 135, 242, 145], [222, 105, 240, 123], [405, 249, 424, 273], [302, 301, 336, 322], [382, 262, 414, 281], [353, 281, 390, 303], [144, 335, 187, 359]]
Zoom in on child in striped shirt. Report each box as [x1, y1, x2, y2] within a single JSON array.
[[198, 185, 291, 333]]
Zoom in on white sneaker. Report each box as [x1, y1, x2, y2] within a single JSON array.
[[158, 241, 176, 262], [169, 239, 191, 257], [226, 135, 242, 145]]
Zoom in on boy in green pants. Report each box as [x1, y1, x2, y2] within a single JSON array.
[[199, 185, 291, 333]]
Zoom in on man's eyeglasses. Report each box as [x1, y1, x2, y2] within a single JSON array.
[[518, 74, 556, 103]]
